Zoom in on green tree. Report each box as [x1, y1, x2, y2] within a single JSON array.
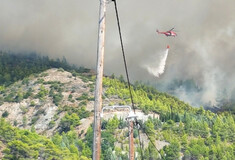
[[22, 116, 27, 127], [60, 113, 80, 132], [106, 115, 120, 133], [144, 119, 155, 138], [3, 140, 37, 159], [84, 126, 93, 149], [163, 139, 180, 160], [2, 111, 9, 118]]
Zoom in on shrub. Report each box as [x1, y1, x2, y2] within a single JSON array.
[[35, 78, 44, 84], [20, 106, 29, 114], [23, 88, 33, 99], [60, 113, 80, 132], [53, 93, 63, 106], [58, 68, 64, 72], [22, 78, 29, 85], [76, 93, 89, 101], [22, 116, 27, 127], [2, 111, 9, 118], [79, 101, 87, 106], [14, 120, 18, 126], [40, 72, 49, 77], [31, 116, 39, 125], [49, 120, 56, 129], [30, 101, 36, 106], [35, 109, 46, 116], [35, 85, 48, 99]]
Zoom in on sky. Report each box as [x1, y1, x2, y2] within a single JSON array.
[[0, 0, 235, 106]]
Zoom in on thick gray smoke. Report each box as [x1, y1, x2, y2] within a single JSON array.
[[0, 0, 235, 107]]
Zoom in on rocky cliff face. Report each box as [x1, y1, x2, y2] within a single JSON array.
[[0, 68, 95, 136]]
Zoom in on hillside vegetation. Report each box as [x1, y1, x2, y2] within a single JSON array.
[[0, 52, 235, 160], [0, 51, 90, 86]]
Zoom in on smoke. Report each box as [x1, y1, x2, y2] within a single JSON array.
[[144, 48, 169, 78], [0, 0, 235, 107]]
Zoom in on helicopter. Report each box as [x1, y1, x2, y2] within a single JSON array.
[[156, 28, 177, 37]]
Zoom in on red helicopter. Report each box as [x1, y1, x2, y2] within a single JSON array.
[[156, 28, 177, 37]]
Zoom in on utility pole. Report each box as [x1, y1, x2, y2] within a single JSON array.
[[93, 0, 106, 159], [102, 106, 136, 160], [127, 112, 137, 160]]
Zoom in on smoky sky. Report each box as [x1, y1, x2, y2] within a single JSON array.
[[0, 0, 235, 106]]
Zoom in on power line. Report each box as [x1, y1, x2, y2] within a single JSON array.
[[138, 121, 162, 158], [112, 1, 162, 160], [112, 0, 143, 159], [136, 126, 144, 160], [112, 0, 135, 113]]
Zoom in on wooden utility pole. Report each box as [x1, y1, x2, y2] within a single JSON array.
[[127, 111, 137, 160], [93, 0, 106, 159]]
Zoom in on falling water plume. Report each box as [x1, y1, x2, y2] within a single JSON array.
[[145, 45, 169, 78]]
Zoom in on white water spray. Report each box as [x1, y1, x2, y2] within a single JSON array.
[[145, 46, 169, 77]]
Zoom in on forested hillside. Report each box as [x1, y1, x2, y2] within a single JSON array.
[[103, 77, 235, 159], [0, 52, 235, 160], [0, 51, 90, 86]]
